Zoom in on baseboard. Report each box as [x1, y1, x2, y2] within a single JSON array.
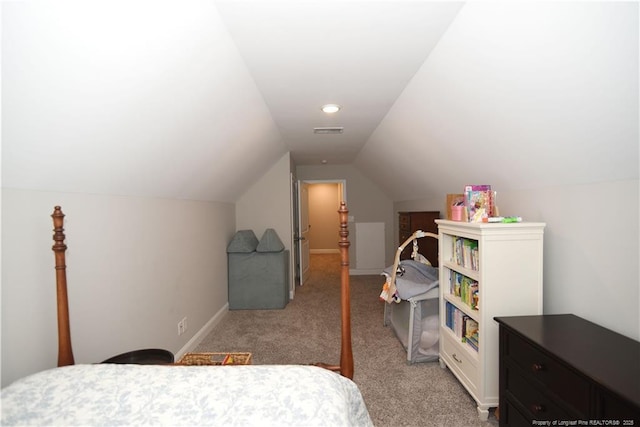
[[310, 249, 340, 254], [175, 303, 229, 361], [350, 268, 384, 276]]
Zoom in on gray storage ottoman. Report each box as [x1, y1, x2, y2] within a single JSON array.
[[227, 229, 290, 310]]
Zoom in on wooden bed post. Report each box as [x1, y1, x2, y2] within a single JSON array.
[[52, 206, 75, 367], [338, 201, 354, 379], [314, 201, 354, 379]]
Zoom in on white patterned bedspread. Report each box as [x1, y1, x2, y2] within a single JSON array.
[[1, 364, 373, 426]]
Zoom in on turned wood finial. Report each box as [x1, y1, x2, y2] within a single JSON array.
[[52, 206, 75, 367], [338, 201, 350, 253], [52, 206, 67, 254]]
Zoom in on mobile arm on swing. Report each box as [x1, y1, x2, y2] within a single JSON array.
[[386, 230, 438, 303]]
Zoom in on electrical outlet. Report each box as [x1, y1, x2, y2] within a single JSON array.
[[181, 317, 187, 334]]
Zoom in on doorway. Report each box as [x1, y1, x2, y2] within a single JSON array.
[[292, 179, 346, 295], [308, 182, 343, 254]]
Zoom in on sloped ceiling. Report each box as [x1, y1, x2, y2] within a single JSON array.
[[2, 0, 287, 202], [356, 1, 638, 201], [214, 0, 464, 166], [2, 1, 638, 203]]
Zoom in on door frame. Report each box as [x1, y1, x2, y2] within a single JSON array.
[[291, 179, 347, 298], [298, 181, 311, 286]]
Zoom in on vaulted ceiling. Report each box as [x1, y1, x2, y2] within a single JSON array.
[[3, 1, 637, 203], [215, 1, 464, 166]]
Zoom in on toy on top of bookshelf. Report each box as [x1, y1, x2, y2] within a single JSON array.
[[451, 186, 527, 223], [464, 185, 495, 222], [447, 193, 466, 221]]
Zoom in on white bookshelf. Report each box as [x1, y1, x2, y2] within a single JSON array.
[[435, 219, 545, 420]]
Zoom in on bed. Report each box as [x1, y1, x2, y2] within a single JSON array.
[[0, 203, 373, 427], [1, 364, 371, 426], [380, 230, 440, 364]]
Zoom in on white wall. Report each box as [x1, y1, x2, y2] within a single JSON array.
[[1, 189, 235, 387], [236, 152, 293, 251], [497, 181, 639, 339], [296, 164, 395, 270]]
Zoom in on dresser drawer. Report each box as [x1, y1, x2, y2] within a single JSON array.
[[503, 399, 535, 427], [505, 332, 590, 416], [505, 365, 575, 420], [599, 390, 640, 421], [442, 330, 479, 390]]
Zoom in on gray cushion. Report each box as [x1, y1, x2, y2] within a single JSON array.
[[227, 230, 259, 253], [256, 228, 285, 252]]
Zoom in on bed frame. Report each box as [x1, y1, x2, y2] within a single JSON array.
[[51, 202, 354, 379]]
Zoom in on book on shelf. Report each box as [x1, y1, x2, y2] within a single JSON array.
[[452, 237, 478, 271], [462, 316, 480, 352], [449, 271, 479, 310], [464, 318, 478, 340], [464, 185, 494, 223], [466, 333, 479, 351], [445, 302, 480, 352]]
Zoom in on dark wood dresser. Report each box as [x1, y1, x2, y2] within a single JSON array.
[[398, 211, 439, 266], [495, 314, 640, 426]]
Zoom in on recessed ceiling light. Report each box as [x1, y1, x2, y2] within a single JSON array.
[[321, 104, 341, 114]]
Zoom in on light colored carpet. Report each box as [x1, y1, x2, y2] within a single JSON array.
[[195, 253, 499, 427]]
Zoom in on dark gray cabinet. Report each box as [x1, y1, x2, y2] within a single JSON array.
[[398, 211, 439, 266]]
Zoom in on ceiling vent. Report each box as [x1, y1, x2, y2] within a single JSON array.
[[313, 127, 344, 134]]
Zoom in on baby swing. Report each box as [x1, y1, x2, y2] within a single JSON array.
[[381, 230, 440, 364]]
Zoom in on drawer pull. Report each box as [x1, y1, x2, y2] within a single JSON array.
[[530, 404, 545, 413], [452, 354, 463, 364], [531, 363, 545, 372]]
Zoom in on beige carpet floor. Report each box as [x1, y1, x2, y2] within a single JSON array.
[[195, 253, 499, 427]]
